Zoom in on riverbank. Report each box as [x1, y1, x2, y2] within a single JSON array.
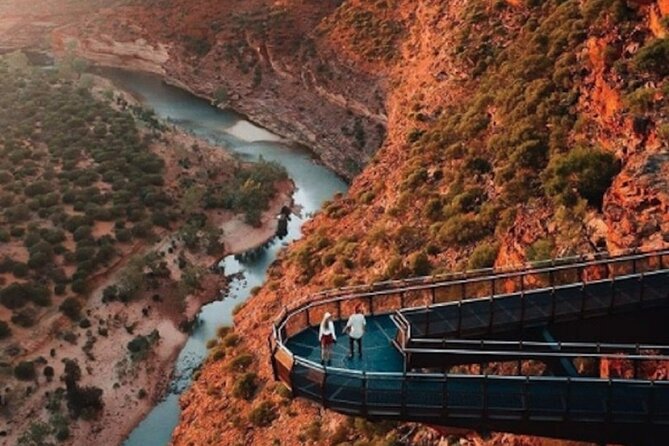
[[0, 71, 295, 446]]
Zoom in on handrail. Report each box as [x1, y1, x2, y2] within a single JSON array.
[[274, 248, 669, 345], [408, 338, 669, 351], [300, 246, 666, 301]]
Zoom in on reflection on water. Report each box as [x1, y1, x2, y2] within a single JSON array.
[[106, 69, 348, 446]]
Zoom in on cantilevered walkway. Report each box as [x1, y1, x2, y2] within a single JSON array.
[[269, 249, 669, 444]]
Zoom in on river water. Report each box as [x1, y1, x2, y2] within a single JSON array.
[[100, 69, 348, 446]]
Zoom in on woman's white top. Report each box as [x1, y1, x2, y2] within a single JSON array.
[[319, 320, 336, 341]]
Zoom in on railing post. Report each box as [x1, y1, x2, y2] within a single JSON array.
[[289, 362, 296, 398], [268, 335, 278, 382], [522, 376, 529, 419], [564, 377, 571, 421], [425, 304, 430, 336], [461, 281, 467, 301], [491, 278, 495, 298], [482, 375, 488, 418], [457, 301, 463, 337], [633, 256, 637, 274], [606, 379, 613, 423], [305, 308, 310, 326], [580, 282, 586, 318], [442, 374, 449, 419], [520, 291, 526, 331], [550, 288, 556, 323], [431, 287, 436, 305], [368, 295, 374, 316], [648, 381, 655, 424], [400, 291, 405, 308], [488, 296, 494, 334], [401, 371, 407, 418], [609, 278, 616, 314], [639, 272, 645, 308], [337, 299, 342, 320], [362, 371, 367, 417]]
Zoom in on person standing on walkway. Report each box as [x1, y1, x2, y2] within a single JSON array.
[[319, 312, 336, 366], [344, 305, 366, 359]]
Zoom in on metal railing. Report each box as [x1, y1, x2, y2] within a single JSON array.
[[288, 356, 669, 436], [396, 268, 669, 340], [273, 248, 669, 349]]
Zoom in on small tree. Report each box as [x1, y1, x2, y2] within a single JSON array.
[[44, 365, 55, 382], [14, 361, 36, 381], [0, 320, 10, 339], [59, 297, 83, 320]]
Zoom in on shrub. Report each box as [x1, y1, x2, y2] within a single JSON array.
[[633, 38, 669, 76], [221, 333, 240, 348], [229, 353, 254, 371], [249, 401, 277, 427], [438, 214, 488, 245], [0, 320, 10, 339], [66, 384, 104, 419], [59, 297, 83, 320], [542, 146, 620, 208], [44, 365, 55, 381], [408, 251, 431, 276], [14, 360, 36, 381], [467, 243, 500, 270], [11, 308, 36, 327], [232, 372, 258, 400], [526, 238, 555, 262], [0, 282, 50, 309]]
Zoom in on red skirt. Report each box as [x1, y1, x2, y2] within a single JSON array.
[[320, 333, 334, 347]]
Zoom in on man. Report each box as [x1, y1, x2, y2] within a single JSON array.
[[344, 305, 366, 359]]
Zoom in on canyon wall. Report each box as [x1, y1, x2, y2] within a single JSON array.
[[171, 1, 669, 445], [3, 0, 669, 444], [51, 0, 389, 180]]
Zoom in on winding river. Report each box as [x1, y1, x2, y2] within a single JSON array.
[[100, 70, 348, 446]]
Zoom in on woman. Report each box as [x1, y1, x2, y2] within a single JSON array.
[[318, 312, 336, 366]]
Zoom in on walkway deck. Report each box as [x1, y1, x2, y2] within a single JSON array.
[[285, 316, 402, 372]]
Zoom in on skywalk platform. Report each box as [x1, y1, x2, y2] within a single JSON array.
[[270, 249, 669, 444]]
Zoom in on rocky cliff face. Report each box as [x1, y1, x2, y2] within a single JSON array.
[[171, 1, 669, 445], [51, 0, 389, 180]]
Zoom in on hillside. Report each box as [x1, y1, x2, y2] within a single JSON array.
[[171, 0, 669, 445], [2, 0, 669, 444]]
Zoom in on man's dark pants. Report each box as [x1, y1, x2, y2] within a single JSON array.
[[349, 336, 362, 357]]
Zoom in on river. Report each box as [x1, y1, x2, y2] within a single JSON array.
[[99, 69, 348, 446]]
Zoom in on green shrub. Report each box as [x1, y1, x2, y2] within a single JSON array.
[[542, 146, 620, 208], [0, 320, 10, 339], [633, 38, 669, 76], [229, 353, 253, 371], [467, 243, 500, 269], [232, 372, 258, 400], [249, 401, 277, 427], [438, 214, 488, 245], [526, 238, 555, 262], [408, 251, 431, 276], [59, 297, 83, 320], [221, 333, 240, 348], [14, 360, 36, 380]]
